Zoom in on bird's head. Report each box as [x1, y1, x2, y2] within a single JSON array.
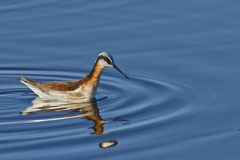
[[96, 52, 129, 79]]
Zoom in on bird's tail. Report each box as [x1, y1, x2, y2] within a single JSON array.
[[20, 76, 39, 85], [20, 76, 49, 98]]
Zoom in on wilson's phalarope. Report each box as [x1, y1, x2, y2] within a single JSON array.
[[20, 52, 129, 100]]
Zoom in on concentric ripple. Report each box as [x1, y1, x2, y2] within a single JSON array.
[[0, 67, 210, 154]]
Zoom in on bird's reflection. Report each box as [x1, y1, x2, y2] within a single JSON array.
[[21, 97, 105, 135]]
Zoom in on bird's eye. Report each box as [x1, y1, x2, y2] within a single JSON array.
[[98, 55, 112, 65], [102, 57, 111, 64], [106, 58, 112, 64]]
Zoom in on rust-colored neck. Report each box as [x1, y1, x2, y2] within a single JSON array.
[[88, 61, 104, 81]]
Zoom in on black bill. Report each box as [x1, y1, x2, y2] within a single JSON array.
[[113, 64, 129, 80]]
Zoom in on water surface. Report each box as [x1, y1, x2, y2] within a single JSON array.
[[0, 0, 240, 160]]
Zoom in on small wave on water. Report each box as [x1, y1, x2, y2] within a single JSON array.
[[0, 67, 212, 156]]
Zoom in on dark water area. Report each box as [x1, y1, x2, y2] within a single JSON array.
[[1, 0, 240, 159]]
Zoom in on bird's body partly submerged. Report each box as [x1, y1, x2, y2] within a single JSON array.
[[20, 52, 129, 101]]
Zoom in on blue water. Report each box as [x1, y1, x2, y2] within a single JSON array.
[[1, 0, 240, 159]]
